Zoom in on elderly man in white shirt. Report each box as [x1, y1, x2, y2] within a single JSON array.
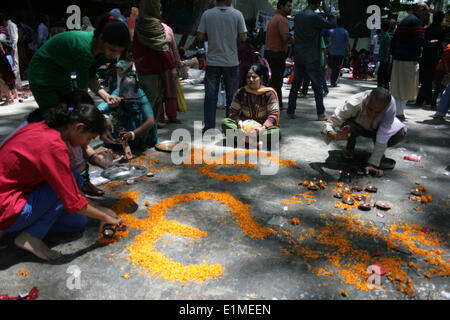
[[321, 88, 407, 177]]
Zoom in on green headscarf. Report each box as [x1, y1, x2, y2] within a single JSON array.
[[135, 0, 169, 51]]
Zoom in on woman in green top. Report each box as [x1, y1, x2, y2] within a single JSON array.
[[28, 14, 130, 113]]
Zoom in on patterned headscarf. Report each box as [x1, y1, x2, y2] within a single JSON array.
[[134, 0, 169, 51]]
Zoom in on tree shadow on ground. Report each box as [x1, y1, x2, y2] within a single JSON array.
[[0, 196, 138, 270], [415, 119, 450, 127], [0, 230, 108, 269], [308, 149, 395, 179]]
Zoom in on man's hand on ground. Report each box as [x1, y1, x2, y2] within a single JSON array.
[[365, 165, 384, 177], [328, 125, 351, 141]]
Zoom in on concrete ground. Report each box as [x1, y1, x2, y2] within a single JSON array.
[[0, 75, 449, 300]]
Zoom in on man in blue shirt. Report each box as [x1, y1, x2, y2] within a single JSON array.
[[287, 0, 336, 121], [328, 17, 350, 87]]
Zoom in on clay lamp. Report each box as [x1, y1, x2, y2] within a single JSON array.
[[339, 170, 344, 182], [353, 194, 367, 201], [351, 185, 363, 192], [365, 185, 378, 193], [307, 182, 319, 191], [102, 224, 115, 239], [375, 201, 392, 211], [410, 188, 422, 196], [358, 202, 372, 211], [334, 193, 344, 199], [319, 180, 327, 189], [342, 197, 354, 205]]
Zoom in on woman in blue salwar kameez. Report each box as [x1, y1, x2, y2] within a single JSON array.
[[97, 74, 158, 151]]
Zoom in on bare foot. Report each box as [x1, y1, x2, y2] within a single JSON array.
[[1, 99, 14, 106], [14, 232, 62, 261]]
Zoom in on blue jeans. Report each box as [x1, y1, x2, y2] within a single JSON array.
[[436, 83, 450, 117], [5, 171, 87, 239], [288, 61, 325, 117], [329, 55, 345, 86], [302, 69, 328, 95], [204, 66, 239, 130]]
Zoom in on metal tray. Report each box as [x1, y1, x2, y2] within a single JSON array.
[[101, 165, 147, 181], [155, 140, 189, 152]]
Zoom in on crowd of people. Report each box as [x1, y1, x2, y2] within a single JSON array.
[[0, 0, 448, 261]]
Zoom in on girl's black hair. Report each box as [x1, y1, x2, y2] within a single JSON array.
[[27, 90, 107, 135], [244, 64, 269, 87], [94, 13, 130, 48], [27, 90, 95, 123], [44, 103, 107, 135], [60, 90, 95, 106]]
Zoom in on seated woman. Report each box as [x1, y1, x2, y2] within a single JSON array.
[[222, 64, 281, 149], [97, 74, 158, 152], [0, 102, 124, 261], [0, 90, 115, 197]]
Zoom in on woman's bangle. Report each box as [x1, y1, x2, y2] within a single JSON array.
[[130, 131, 135, 141]]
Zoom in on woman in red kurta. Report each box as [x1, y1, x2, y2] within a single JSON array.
[[0, 103, 124, 261]]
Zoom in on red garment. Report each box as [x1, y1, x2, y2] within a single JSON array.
[[198, 58, 206, 71], [238, 42, 256, 87], [265, 10, 290, 53], [133, 33, 175, 75], [0, 122, 88, 230], [436, 44, 450, 72], [352, 55, 362, 78], [159, 97, 178, 122], [127, 16, 135, 37]]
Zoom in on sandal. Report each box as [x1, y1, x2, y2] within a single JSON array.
[[430, 114, 445, 121], [1, 99, 14, 106], [82, 181, 105, 196]]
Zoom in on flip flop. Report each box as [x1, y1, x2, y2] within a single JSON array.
[[430, 114, 445, 121], [82, 183, 105, 196]]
